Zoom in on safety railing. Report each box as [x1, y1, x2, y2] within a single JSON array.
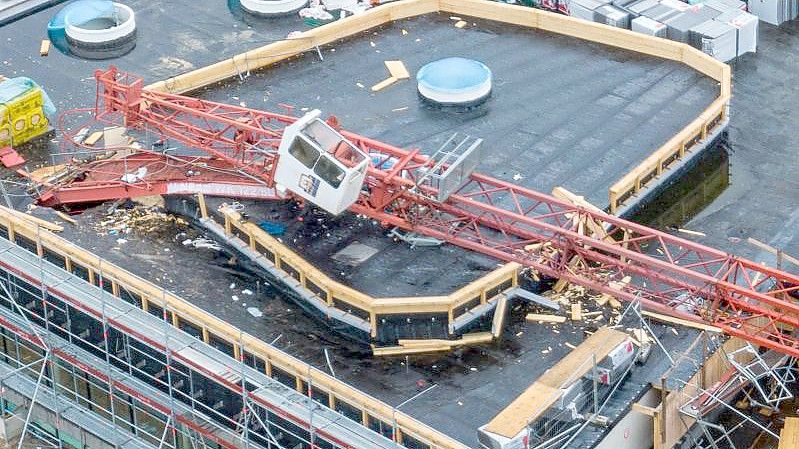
[[608, 95, 729, 214], [218, 206, 519, 339], [0, 207, 469, 449]]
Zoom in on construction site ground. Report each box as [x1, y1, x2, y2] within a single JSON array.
[[1, 1, 799, 448]]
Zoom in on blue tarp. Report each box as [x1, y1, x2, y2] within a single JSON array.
[[0, 77, 56, 116], [258, 220, 286, 236]]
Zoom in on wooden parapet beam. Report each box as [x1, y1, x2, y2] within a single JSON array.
[[6, 209, 63, 232]]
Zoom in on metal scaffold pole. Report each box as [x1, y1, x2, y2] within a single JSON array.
[[96, 257, 122, 449]]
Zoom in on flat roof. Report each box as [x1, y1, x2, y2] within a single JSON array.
[[196, 12, 719, 209], [1, 1, 725, 446], [184, 12, 719, 296]]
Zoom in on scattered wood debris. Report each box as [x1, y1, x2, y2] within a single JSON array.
[[384, 60, 409, 79], [525, 313, 566, 324], [84, 131, 104, 146], [94, 205, 188, 237], [55, 211, 77, 225], [570, 302, 582, 321], [371, 76, 396, 91], [40, 40, 50, 57], [370, 60, 410, 92]]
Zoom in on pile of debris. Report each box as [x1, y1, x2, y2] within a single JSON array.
[[526, 275, 630, 325], [94, 205, 188, 237]]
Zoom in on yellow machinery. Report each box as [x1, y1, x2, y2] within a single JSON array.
[[0, 77, 54, 148]]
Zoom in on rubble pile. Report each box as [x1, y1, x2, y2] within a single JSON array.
[[94, 205, 188, 237]]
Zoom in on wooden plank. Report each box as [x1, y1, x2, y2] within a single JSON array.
[[396, 332, 493, 349], [197, 193, 208, 219], [457, 331, 493, 345], [450, 262, 519, 309], [384, 60, 410, 79], [54, 211, 76, 225], [525, 313, 566, 324], [551, 186, 603, 213], [642, 310, 722, 333], [483, 382, 561, 438], [747, 237, 799, 267], [397, 339, 452, 348], [538, 327, 628, 388], [570, 302, 582, 321], [39, 40, 51, 56], [552, 278, 569, 293], [372, 344, 451, 357], [83, 131, 104, 146], [491, 294, 508, 338], [779, 417, 799, 449], [371, 76, 398, 92]]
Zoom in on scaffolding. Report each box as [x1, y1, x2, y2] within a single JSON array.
[[0, 228, 405, 449], [664, 333, 793, 449]]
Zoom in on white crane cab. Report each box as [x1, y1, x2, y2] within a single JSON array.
[[274, 110, 368, 215]]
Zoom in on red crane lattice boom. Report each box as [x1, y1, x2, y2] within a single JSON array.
[[39, 67, 799, 357]]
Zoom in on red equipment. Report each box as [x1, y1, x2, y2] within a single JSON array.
[[34, 67, 799, 357]]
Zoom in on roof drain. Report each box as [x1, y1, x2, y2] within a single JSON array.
[[239, 0, 309, 16], [48, 0, 136, 59]]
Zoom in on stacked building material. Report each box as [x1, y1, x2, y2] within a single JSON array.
[[747, 0, 799, 25], [632, 15, 669, 35], [565, 0, 758, 59], [716, 8, 759, 54], [567, 0, 611, 20], [663, 3, 722, 42], [626, 0, 660, 16], [689, 19, 737, 60], [595, 4, 632, 27], [702, 0, 746, 11]]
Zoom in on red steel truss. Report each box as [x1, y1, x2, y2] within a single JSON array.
[[37, 67, 799, 357]]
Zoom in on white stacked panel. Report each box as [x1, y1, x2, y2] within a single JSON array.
[[690, 20, 737, 61], [632, 15, 669, 35], [747, 0, 799, 25], [716, 9, 759, 54], [595, 4, 631, 27], [569, 0, 610, 21]]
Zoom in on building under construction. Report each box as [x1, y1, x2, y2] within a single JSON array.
[[0, 1, 798, 449]]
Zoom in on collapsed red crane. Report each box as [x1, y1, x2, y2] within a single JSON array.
[[34, 67, 799, 357]]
